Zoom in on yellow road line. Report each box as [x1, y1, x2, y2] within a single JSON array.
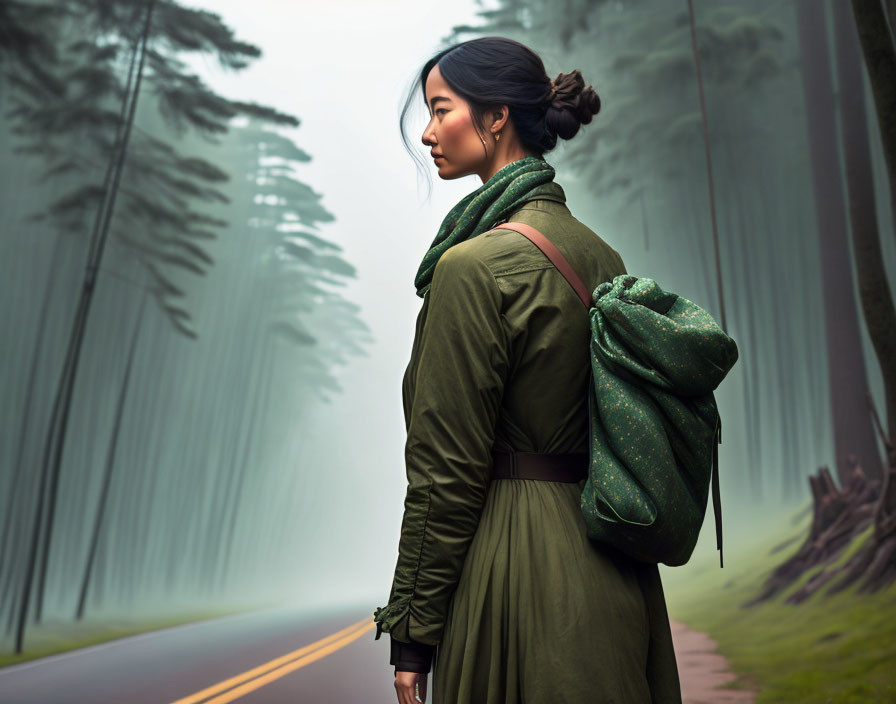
[[168, 617, 376, 704]]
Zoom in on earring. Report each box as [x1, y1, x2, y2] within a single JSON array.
[[495, 132, 501, 142]]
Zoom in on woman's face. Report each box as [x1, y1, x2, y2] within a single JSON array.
[[421, 65, 488, 180]]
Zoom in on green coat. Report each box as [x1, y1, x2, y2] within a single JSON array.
[[378, 185, 682, 703]]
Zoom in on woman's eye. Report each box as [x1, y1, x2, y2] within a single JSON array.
[[435, 109, 447, 116]]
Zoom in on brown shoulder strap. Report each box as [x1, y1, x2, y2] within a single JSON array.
[[495, 221, 592, 308]]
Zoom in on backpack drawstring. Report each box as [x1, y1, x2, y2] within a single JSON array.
[[712, 413, 723, 568]]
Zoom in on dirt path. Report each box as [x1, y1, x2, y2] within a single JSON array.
[[669, 618, 760, 703]]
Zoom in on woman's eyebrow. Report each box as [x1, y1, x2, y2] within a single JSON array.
[[428, 96, 451, 111]]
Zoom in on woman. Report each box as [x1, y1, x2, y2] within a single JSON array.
[[373, 36, 682, 704]]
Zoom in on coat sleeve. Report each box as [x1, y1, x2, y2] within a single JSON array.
[[373, 243, 510, 654], [390, 636, 435, 675]]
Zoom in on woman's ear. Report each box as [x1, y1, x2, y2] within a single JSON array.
[[490, 106, 510, 134]]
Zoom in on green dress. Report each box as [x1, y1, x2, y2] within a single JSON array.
[[377, 186, 682, 704]]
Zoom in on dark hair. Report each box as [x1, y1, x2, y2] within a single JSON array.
[[398, 36, 601, 189]]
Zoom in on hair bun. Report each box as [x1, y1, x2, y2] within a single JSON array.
[[546, 69, 601, 141]]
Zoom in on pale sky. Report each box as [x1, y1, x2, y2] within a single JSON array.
[[186, 0, 491, 607]]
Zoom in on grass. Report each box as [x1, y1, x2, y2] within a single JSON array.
[[661, 501, 896, 703], [0, 604, 251, 670]]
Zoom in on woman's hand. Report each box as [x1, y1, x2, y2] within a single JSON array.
[[394, 670, 428, 703]]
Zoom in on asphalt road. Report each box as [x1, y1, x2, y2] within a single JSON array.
[[0, 609, 756, 703], [0, 606, 392, 704]]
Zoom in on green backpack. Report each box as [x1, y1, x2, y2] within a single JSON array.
[[495, 222, 739, 568]]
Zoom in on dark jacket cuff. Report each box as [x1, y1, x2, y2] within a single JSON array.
[[390, 634, 434, 674]]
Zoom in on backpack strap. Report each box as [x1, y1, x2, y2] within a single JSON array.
[[494, 222, 592, 308], [495, 221, 726, 569]]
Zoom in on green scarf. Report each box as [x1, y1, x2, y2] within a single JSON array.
[[414, 155, 564, 298]]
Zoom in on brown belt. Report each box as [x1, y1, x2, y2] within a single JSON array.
[[491, 449, 589, 482]]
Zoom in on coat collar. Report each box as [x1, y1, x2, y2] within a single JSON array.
[[518, 180, 566, 206], [506, 182, 568, 219]]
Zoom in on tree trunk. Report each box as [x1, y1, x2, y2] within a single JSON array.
[[794, 0, 882, 485], [749, 0, 896, 605], [886, 0, 896, 48], [854, 0, 896, 248], [686, 0, 728, 334], [0, 233, 64, 616], [849, 0, 896, 466], [75, 288, 147, 619], [842, 0, 896, 579], [33, 0, 156, 624], [14, 0, 156, 654]]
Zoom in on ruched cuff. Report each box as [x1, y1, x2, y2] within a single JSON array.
[[373, 596, 411, 641]]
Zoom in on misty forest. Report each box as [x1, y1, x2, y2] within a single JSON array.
[[0, 0, 894, 702]]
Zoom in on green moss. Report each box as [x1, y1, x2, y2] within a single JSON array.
[[661, 505, 896, 703], [825, 523, 874, 569]]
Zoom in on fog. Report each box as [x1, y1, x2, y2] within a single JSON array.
[[1, 1, 893, 689]]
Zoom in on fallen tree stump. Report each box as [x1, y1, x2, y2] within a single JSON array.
[[746, 398, 895, 606], [744, 458, 880, 606]]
